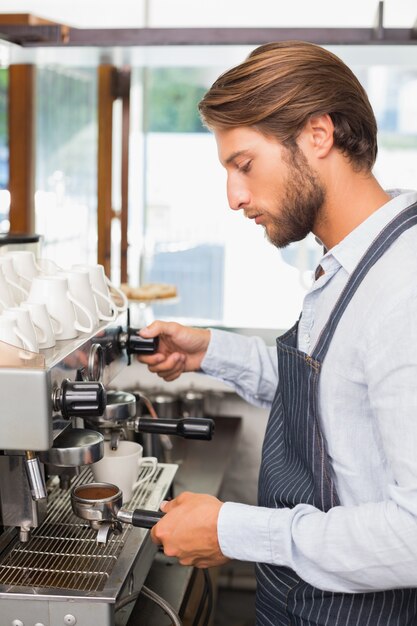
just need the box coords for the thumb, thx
[139,321,163,338]
[160,498,178,512]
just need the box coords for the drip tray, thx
[0,463,177,596]
[0,523,119,592]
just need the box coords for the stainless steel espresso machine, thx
[0,312,214,626]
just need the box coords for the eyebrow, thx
[225,149,251,165]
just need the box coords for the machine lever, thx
[54,379,107,418]
[125,328,159,355]
[136,417,215,440]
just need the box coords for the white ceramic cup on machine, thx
[60,268,100,330]
[72,264,127,319]
[0,270,15,310]
[0,313,36,351]
[2,307,40,352]
[91,441,158,503]
[0,256,29,304]
[7,250,43,289]
[20,302,60,349]
[27,275,94,340]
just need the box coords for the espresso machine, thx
[0,312,214,626]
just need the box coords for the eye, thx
[238,160,252,173]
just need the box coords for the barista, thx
[137,41,417,625]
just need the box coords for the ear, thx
[299,114,335,159]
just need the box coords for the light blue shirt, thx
[202,190,417,593]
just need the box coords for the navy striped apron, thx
[256,201,417,625]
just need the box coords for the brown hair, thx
[198,41,377,171]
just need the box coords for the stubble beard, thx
[265,144,326,249]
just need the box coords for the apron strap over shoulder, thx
[313,201,417,363]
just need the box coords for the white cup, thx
[0,313,35,351]
[72,264,127,319]
[0,256,29,304]
[0,269,15,310]
[27,275,94,340]
[36,257,62,276]
[60,269,99,330]
[20,302,58,349]
[91,440,158,503]
[3,307,40,352]
[8,250,42,289]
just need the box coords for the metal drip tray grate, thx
[0,464,167,593]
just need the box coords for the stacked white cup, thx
[72,263,127,320]
[0,268,15,310]
[27,275,94,341]
[2,307,41,352]
[0,256,29,304]
[21,302,61,349]
[0,251,124,352]
[0,310,38,352]
[7,250,43,288]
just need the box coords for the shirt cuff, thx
[217,501,276,562]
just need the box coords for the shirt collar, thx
[320,189,417,276]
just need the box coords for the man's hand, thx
[137,321,211,382]
[150,492,230,568]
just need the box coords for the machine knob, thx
[119,327,159,355]
[54,379,107,418]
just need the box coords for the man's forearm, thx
[218,499,417,592]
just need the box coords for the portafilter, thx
[71,482,164,543]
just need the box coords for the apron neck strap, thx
[312,200,417,362]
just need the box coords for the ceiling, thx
[0,0,415,29]
[0,0,416,69]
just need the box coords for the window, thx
[3,44,417,331]
[35,66,98,268]
[138,47,417,329]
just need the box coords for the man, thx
[138,41,417,624]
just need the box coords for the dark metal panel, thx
[0,25,417,47]
[0,24,67,45]
[65,26,417,47]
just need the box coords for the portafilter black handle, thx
[117,508,165,528]
[120,327,159,355]
[136,417,215,440]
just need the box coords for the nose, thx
[227,175,251,211]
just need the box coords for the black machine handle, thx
[123,327,159,355]
[136,417,215,440]
[55,379,107,418]
[131,509,165,529]
[117,507,165,528]
[118,326,159,365]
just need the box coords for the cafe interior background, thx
[0,1,417,624]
